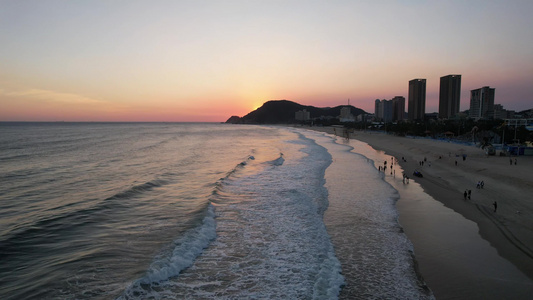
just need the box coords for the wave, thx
[105,179,168,201]
[211,155,256,197]
[118,204,217,299]
[118,154,257,298]
[0,178,169,248]
[266,152,284,166]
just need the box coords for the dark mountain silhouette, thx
[226,100,367,124]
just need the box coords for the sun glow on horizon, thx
[1,1,532,122]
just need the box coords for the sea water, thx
[0,123,431,299]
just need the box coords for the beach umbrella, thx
[444,131,455,137]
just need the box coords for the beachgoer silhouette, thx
[464,190,467,200]
[468,190,471,199]
[493,201,498,212]
[515,158,517,165]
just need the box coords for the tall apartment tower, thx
[439,75,461,119]
[469,86,495,120]
[375,99,382,121]
[408,79,426,121]
[391,96,405,121]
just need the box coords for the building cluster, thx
[375,74,517,122]
[374,96,405,122]
[293,74,520,124]
[295,109,311,121]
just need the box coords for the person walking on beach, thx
[515,158,517,165]
[468,190,471,199]
[464,190,467,200]
[493,201,498,212]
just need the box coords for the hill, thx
[226,100,367,124]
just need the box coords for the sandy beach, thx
[304,126,533,298]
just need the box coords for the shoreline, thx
[299,126,533,298]
[350,130,533,279]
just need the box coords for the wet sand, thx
[303,126,533,299]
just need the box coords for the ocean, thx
[0,123,432,299]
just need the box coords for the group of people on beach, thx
[378,158,397,177]
[421,151,500,214]
[384,152,501,214]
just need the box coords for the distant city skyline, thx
[1,1,533,122]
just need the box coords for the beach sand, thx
[303,126,533,299]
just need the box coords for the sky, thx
[1,0,532,122]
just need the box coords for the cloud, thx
[1,88,109,106]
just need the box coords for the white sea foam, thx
[118,204,217,299]
[124,127,345,299]
[304,130,434,299]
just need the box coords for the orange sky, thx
[1,1,532,122]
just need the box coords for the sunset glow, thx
[1,1,532,122]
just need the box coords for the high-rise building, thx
[375,97,405,122]
[391,96,405,121]
[408,79,426,121]
[375,99,382,121]
[439,75,461,119]
[469,86,495,120]
[382,100,393,122]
